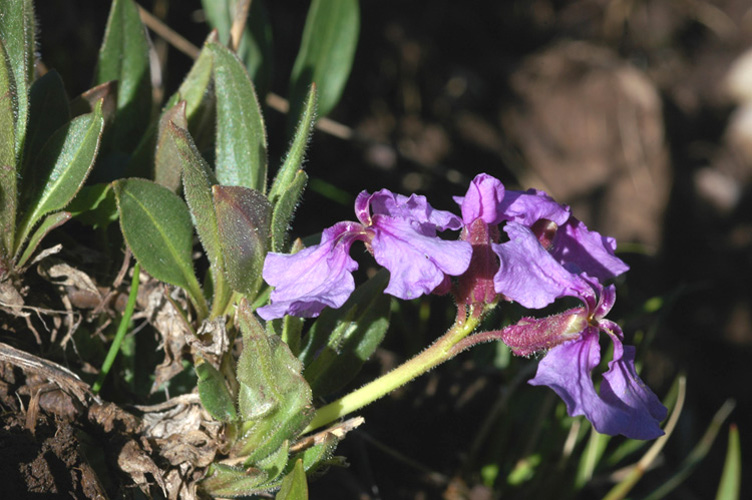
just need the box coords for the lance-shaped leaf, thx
[14,103,105,259]
[154,101,189,191]
[66,183,118,229]
[22,70,71,177]
[126,32,217,180]
[201,0,273,99]
[288,0,358,122]
[276,459,307,500]
[95,0,152,153]
[213,185,271,300]
[113,177,208,318]
[15,211,70,270]
[197,360,238,422]
[0,0,35,158]
[209,41,267,191]
[0,40,17,265]
[301,269,391,397]
[269,85,317,252]
[234,300,312,462]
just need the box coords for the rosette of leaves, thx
[0,0,105,282]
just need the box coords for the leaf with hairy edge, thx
[233,300,312,463]
[154,101,189,191]
[200,463,269,498]
[15,212,71,270]
[200,0,273,98]
[95,0,152,153]
[0,0,35,158]
[22,70,71,177]
[302,269,391,397]
[276,459,308,500]
[66,184,118,229]
[269,84,317,204]
[14,103,105,260]
[0,40,17,266]
[213,185,271,299]
[126,32,217,180]
[209,41,267,191]
[113,178,208,319]
[270,170,308,254]
[168,121,231,317]
[289,0,358,122]
[197,360,238,422]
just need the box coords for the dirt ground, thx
[2,1,751,498]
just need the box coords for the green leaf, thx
[15,211,70,269]
[154,101,189,191]
[269,84,317,204]
[113,177,208,318]
[208,41,267,191]
[233,300,312,462]
[276,459,308,500]
[200,463,270,498]
[0,0,35,158]
[167,122,232,316]
[22,70,71,177]
[95,0,152,153]
[213,185,271,299]
[289,0,358,121]
[197,360,238,422]
[301,270,391,397]
[66,183,118,229]
[715,424,741,500]
[575,427,610,489]
[255,440,290,482]
[0,40,17,266]
[270,170,308,253]
[14,103,105,259]
[201,0,273,98]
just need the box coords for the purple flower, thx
[490,188,629,309]
[257,189,472,320]
[501,284,667,440]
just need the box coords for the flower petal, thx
[550,218,629,281]
[499,189,571,226]
[370,216,472,299]
[358,189,463,231]
[257,222,362,319]
[493,222,592,308]
[529,330,666,440]
[452,173,506,225]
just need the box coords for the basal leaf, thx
[302,269,391,397]
[209,41,267,191]
[66,183,118,229]
[95,0,152,153]
[69,80,118,123]
[154,101,189,191]
[15,211,70,270]
[14,103,105,259]
[0,39,17,265]
[213,185,271,299]
[22,70,71,177]
[234,300,312,462]
[289,0,358,121]
[197,360,238,422]
[0,0,35,158]
[113,177,208,318]
[276,459,307,500]
[715,424,741,500]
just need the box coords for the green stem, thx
[304,310,482,433]
[92,262,141,394]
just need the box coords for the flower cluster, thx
[258,173,666,439]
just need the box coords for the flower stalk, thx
[304,308,482,433]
